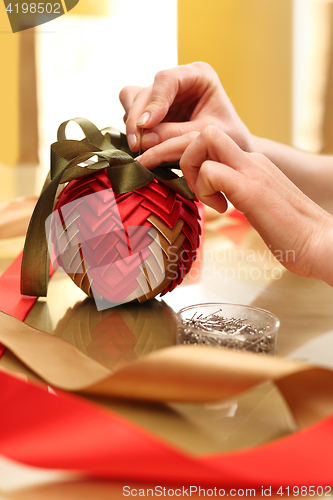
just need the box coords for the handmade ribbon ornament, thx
[21,118,201,305]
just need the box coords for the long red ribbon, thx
[1,253,333,488]
[1,367,333,488]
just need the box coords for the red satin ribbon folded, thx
[0,253,37,359]
[0,253,55,359]
[1,253,333,488]
[0,253,38,320]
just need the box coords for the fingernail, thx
[128,134,137,150]
[137,112,150,127]
[136,155,142,163]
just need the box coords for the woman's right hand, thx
[119,62,254,153]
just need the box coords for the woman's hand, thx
[136,126,333,285]
[119,62,253,153]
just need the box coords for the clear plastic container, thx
[176,303,280,355]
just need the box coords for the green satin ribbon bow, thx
[21,118,194,297]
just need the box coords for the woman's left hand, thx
[136,126,333,285]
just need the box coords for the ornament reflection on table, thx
[21,118,201,310]
[53,298,177,371]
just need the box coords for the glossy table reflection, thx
[1,174,333,498]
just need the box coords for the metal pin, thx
[179,309,275,354]
[139,128,143,156]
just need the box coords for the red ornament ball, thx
[50,170,201,305]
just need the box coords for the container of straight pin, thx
[176,303,280,355]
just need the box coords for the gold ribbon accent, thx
[21,118,194,297]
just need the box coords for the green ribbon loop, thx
[21,118,194,297]
[57,117,115,151]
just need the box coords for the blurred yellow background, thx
[178,0,333,152]
[0,3,20,165]
[178,0,293,145]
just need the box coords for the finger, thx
[119,86,152,151]
[119,86,143,113]
[136,132,200,170]
[198,192,228,214]
[180,126,247,190]
[195,160,240,212]
[182,125,247,171]
[141,119,208,150]
[136,62,212,128]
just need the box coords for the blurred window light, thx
[36,0,177,178]
[293,0,333,152]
